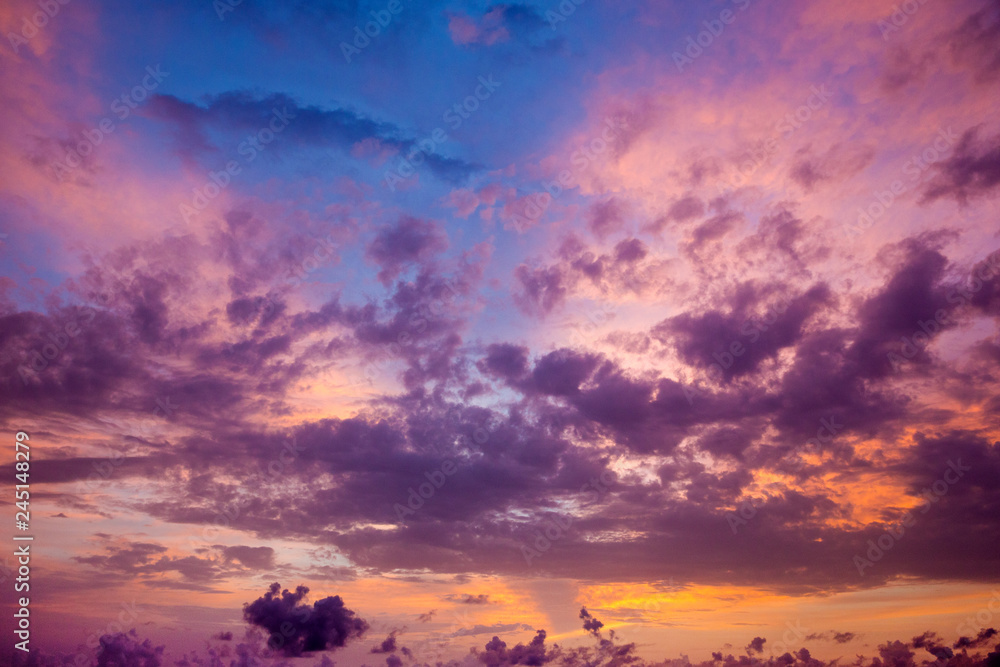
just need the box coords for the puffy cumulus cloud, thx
[514,264,568,316]
[480,343,530,380]
[0,208,478,431]
[242,582,369,656]
[921,128,1000,204]
[912,631,955,661]
[653,281,833,383]
[96,630,165,667]
[511,233,672,318]
[366,216,449,286]
[371,630,402,653]
[477,629,556,665]
[587,197,629,238]
[747,637,767,655]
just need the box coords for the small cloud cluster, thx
[242,582,369,657]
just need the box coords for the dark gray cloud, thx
[242,583,369,657]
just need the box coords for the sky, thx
[0,0,999,665]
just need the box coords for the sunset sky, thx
[1,0,999,665]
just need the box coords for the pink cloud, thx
[446,8,510,46]
[443,188,480,218]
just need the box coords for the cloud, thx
[587,197,628,238]
[945,3,1000,85]
[954,628,998,649]
[445,3,559,52]
[514,264,567,316]
[366,216,449,286]
[371,630,400,653]
[477,629,556,665]
[449,622,535,638]
[913,631,955,661]
[145,90,477,183]
[805,631,858,644]
[788,142,875,192]
[580,607,604,637]
[921,127,1000,204]
[242,583,369,657]
[667,195,706,224]
[447,593,491,605]
[447,8,510,46]
[654,281,832,383]
[221,545,275,570]
[747,637,767,655]
[96,630,165,667]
